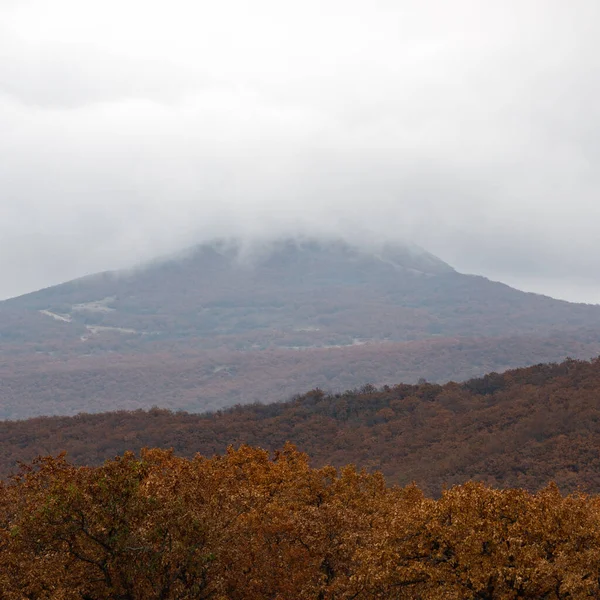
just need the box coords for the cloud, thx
[1,0,600,302]
[0,37,209,108]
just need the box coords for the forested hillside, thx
[5,238,600,353]
[2,330,600,419]
[3,238,600,419]
[3,357,600,496]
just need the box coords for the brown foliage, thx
[2,446,600,599]
[3,358,600,496]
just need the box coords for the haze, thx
[1,1,600,302]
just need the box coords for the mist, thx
[1,1,600,302]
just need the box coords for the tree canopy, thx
[3,445,600,599]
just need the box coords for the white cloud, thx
[1,0,600,301]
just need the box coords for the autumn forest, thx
[3,444,600,599]
[2,358,600,597]
[3,357,600,495]
[4,0,600,591]
[4,244,600,597]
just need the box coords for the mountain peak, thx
[168,236,455,278]
[3,235,600,419]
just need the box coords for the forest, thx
[3,444,600,599]
[2,330,600,419]
[3,357,600,496]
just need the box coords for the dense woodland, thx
[3,445,600,599]
[2,332,600,419]
[3,357,600,496]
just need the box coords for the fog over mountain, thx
[1,1,600,302]
[3,236,600,419]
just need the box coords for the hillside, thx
[2,237,600,418]
[4,237,600,351]
[2,330,600,419]
[3,357,600,496]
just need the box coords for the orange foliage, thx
[4,358,600,497]
[2,446,600,598]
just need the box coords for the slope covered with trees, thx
[2,330,599,419]
[3,237,600,419]
[5,238,600,352]
[2,357,600,496]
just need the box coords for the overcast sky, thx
[1,1,600,303]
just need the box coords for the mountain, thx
[2,236,600,418]
[4,237,600,348]
[3,357,600,497]
[1,238,458,349]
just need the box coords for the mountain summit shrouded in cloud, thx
[3,236,597,348]
[2,237,600,419]
[1,1,600,302]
